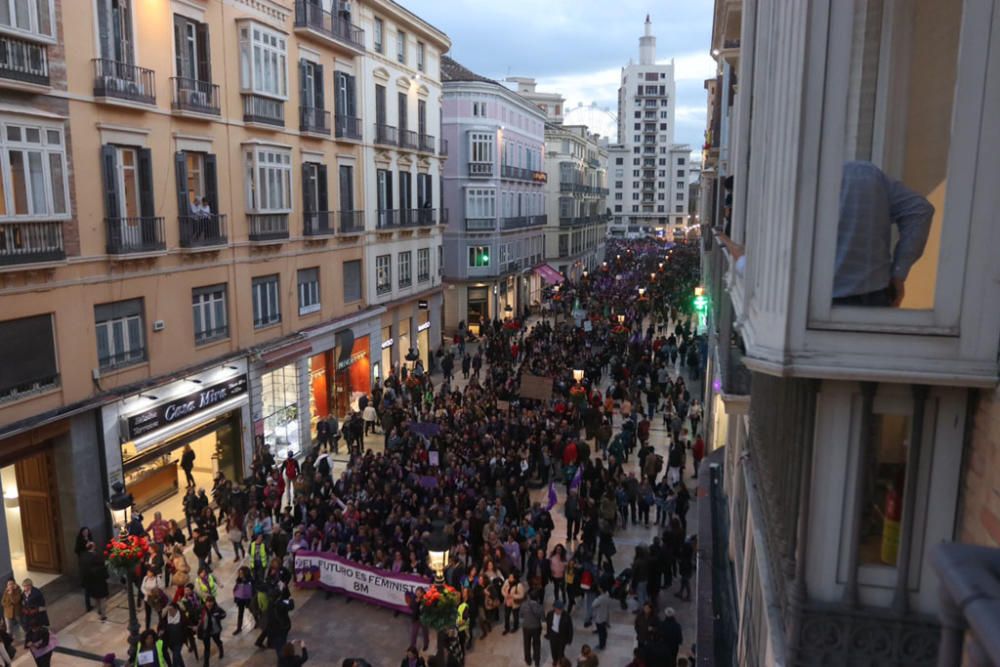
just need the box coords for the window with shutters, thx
[173,14,212,102]
[373,17,384,53]
[252,274,281,328]
[0,119,70,220]
[398,91,408,131]
[299,59,324,111]
[192,284,228,344]
[0,314,58,402]
[238,22,287,98]
[416,173,432,210]
[301,161,329,234]
[417,248,430,282]
[417,41,425,72]
[95,298,146,369]
[396,30,406,64]
[343,259,362,302]
[297,267,320,315]
[398,170,411,213]
[338,165,354,212]
[376,254,391,294]
[334,71,359,137]
[174,151,218,215]
[101,145,153,219]
[398,251,412,287]
[245,147,291,212]
[96,0,133,64]
[1,0,55,38]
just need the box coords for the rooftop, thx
[440,56,500,85]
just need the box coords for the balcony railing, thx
[93,59,156,105]
[242,93,284,126]
[170,77,220,115]
[338,210,365,234]
[0,221,64,265]
[440,139,449,157]
[293,0,365,50]
[501,164,531,181]
[300,106,331,135]
[376,209,401,229]
[0,34,49,86]
[335,115,362,140]
[414,208,437,227]
[419,134,435,153]
[465,218,495,231]
[469,161,493,177]
[502,214,547,230]
[248,213,289,241]
[303,211,335,236]
[399,129,419,150]
[179,214,227,248]
[105,216,165,254]
[374,123,398,146]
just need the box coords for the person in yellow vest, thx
[456,588,471,652]
[134,629,168,666]
[249,532,268,580]
[195,567,219,601]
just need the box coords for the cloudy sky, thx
[402,0,715,153]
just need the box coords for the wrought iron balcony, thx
[335,115,362,140]
[248,213,289,241]
[93,59,156,105]
[399,129,419,150]
[414,208,437,227]
[375,209,401,229]
[469,161,493,178]
[179,214,227,248]
[105,216,165,254]
[502,214,547,230]
[419,133,435,153]
[303,211,335,236]
[0,34,49,86]
[242,93,284,126]
[171,77,220,115]
[465,218,495,231]
[293,0,365,50]
[0,221,64,265]
[338,210,365,234]
[501,164,531,181]
[374,123,398,146]
[300,106,331,135]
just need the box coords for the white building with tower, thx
[609,15,691,237]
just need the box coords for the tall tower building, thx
[609,16,691,237]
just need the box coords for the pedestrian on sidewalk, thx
[591,586,611,651]
[159,604,188,667]
[20,579,48,630]
[279,640,309,667]
[233,566,253,635]
[405,587,429,652]
[74,527,95,612]
[196,595,226,666]
[134,628,167,666]
[519,590,544,667]
[545,598,574,664]
[2,580,21,641]
[25,624,55,667]
[363,402,378,435]
[181,445,197,488]
[576,643,599,667]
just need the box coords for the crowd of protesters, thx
[72,238,703,667]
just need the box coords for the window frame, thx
[0,0,56,40]
[373,17,383,53]
[396,30,406,64]
[0,118,71,221]
[251,274,281,329]
[375,254,392,295]
[95,298,146,370]
[238,21,287,99]
[192,283,228,344]
[343,259,362,303]
[468,245,491,268]
[244,146,292,213]
[297,267,320,315]
[417,247,430,282]
[398,250,412,288]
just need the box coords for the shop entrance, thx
[1,450,60,587]
[122,412,243,522]
[467,287,488,335]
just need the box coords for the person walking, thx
[658,607,683,667]
[181,445,197,488]
[501,573,526,635]
[80,544,109,621]
[278,640,309,667]
[2,580,21,641]
[74,527,94,612]
[405,587,429,652]
[545,598,574,664]
[20,579,48,630]
[399,646,426,667]
[196,595,225,666]
[576,644,599,667]
[519,591,544,667]
[591,586,611,651]
[25,625,55,667]
[159,604,189,667]
[134,628,168,666]
[232,566,253,635]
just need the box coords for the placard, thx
[519,374,554,401]
[294,551,430,613]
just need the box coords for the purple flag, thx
[570,465,583,490]
[546,481,558,511]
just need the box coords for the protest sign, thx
[294,551,430,613]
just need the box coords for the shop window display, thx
[262,364,300,460]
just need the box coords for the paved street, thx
[23,322,700,666]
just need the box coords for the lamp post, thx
[405,347,420,370]
[573,368,584,384]
[107,482,140,658]
[426,522,450,585]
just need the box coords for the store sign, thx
[417,321,431,333]
[336,350,367,371]
[417,300,428,310]
[123,375,248,442]
[381,338,394,349]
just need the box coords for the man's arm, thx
[887,177,935,288]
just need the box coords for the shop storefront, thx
[398,317,412,368]
[103,366,251,524]
[417,312,431,370]
[308,335,372,423]
[467,286,489,334]
[380,325,393,381]
[261,364,301,461]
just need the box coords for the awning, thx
[535,264,565,284]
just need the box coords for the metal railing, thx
[0,34,49,86]
[502,214,547,230]
[419,133,435,153]
[179,214,227,248]
[501,164,531,181]
[99,348,146,370]
[243,93,284,126]
[171,77,220,115]
[469,161,493,177]
[300,106,331,134]
[374,123,398,146]
[399,129,418,150]
[93,59,156,104]
[105,216,165,254]
[376,209,401,229]
[0,221,64,265]
[293,0,365,49]
[338,210,365,234]
[303,211,335,236]
[465,218,495,231]
[414,208,436,226]
[248,213,289,241]
[440,139,449,157]
[335,115,362,140]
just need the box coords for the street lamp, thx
[107,482,140,659]
[638,287,646,298]
[573,368,584,383]
[426,522,450,584]
[617,314,625,325]
[405,347,420,370]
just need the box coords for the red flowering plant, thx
[105,534,151,579]
[502,319,521,331]
[419,583,461,631]
[611,324,629,336]
[568,384,588,406]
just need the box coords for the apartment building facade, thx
[440,57,546,333]
[609,16,691,237]
[0,0,449,591]
[697,1,1000,666]
[356,1,448,375]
